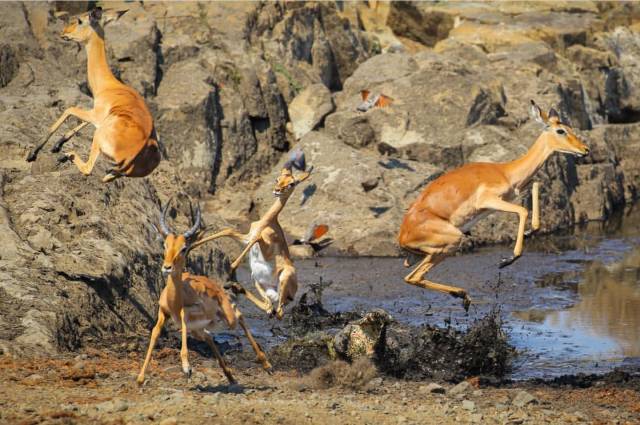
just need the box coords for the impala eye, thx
[556,128,566,135]
[77,18,82,25]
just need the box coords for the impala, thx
[398,100,589,310]
[26,7,160,183]
[137,200,272,386]
[190,150,313,319]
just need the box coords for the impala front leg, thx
[235,309,272,372]
[27,107,94,162]
[189,228,247,251]
[481,197,528,268]
[525,182,540,237]
[230,237,260,271]
[137,308,166,385]
[179,308,191,379]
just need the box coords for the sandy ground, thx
[1,346,639,425]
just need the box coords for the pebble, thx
[420,383,446,394]
[472,389,483,397]
[470,413,483,423]
[462,400,475,411]
[114,400,129,412]
[511,390,537,407]
[449,381,472,396]
[23,374,44,385]
[159,417,178,425]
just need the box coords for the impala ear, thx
[89,7,103,24]
[530,100,548,127]
[548,108,560,123]
[103,9,128,25]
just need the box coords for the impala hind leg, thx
[235,309,272,372]
[275,268,297,319]
[194,330,237,384]
[404,254,472,311]
[137,308,166,385]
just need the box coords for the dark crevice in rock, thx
[608,107,640,124]
[152,27,164,97]
[206,86,224,194]
[0,44,18,88]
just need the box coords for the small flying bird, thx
[292,223,332,253]
[356,90,393,112]
[289,148,306,171]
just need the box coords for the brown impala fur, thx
[398,101,590,310]
[26,7,160,183]
[137,202,272,386]
[191,154,313,319]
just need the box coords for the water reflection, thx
[515,245,640,359]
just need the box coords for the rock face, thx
[1,1,640,354]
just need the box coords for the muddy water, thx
[236,208,640,380]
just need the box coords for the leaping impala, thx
[398,100,590,310]
[190,150,313,319]
[26,7,161,183]
[137,200,272,386]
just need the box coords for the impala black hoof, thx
[462,296,471,312]
[499,255,520,269]
[51,137,69,153]
[57,154,72,164]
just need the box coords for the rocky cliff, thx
[1,1,639,354]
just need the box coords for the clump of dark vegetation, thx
[376,306,514,382]
[270,331,335,373]
[304,358,378,391]
[274,278,515,382]
[286,279,360,336]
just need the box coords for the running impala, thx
[137,200,272,386]
[26,7,160,182]
[398,100,589,310]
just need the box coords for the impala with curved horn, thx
[398,100,590,310]
[137,199,272,386]
[26,7,160,183]
[190,149,313,319]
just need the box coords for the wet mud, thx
[270,284,514,382]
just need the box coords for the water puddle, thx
[236,207,640,380]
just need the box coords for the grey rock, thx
[288,83,335,140]
[449,381,472,396]
[511,390,538,407]
[420,383,446,394]
[462,400,475,411]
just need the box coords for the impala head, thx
[60,7,127,43]
[273,149,313,198]
[530,100,590,158]
[155,199,202,277]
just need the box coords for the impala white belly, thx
[249,243,279,303]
